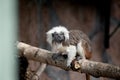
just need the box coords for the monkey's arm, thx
[17,42,120,79]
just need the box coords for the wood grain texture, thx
[17,42,120,79]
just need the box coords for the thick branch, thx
[17,42,120,79]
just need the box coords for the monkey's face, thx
[52,32,65,43]
[46,26,69,45]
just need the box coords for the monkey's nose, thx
[57,36,62,40]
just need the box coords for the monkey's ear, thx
[46,29,54,45]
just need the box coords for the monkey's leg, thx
[77,42,86,59]
[77,42,91,80]
[66,45,76,67]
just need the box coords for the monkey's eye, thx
[52,33,55,37]
[52,32,57,37]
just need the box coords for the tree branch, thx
[17,42,120,79]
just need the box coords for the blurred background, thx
[0,0,18,80]
[0,0,120,80]
[19,0,120,80]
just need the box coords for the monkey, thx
[46,26,92,65]
[46,26,92,80]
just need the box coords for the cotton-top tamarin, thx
[46,26,92,80]
[46,26,92,67]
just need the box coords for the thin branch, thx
[109,23,120,38]
[17,42,120,79]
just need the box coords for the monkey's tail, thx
[86,74,90,80]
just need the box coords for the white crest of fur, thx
[46,25,69,45]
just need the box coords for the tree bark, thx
[17,42,120,79]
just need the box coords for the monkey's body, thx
[46,26,92,66]
[46,26,92,80]
[51,30,92,65]
[69,30,92,59]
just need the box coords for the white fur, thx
[51,43,63,53]
[66,41,86,67]
[77,41,86,59]
[66,45,76,67]
[46,25,69,46]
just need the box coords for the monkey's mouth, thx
[53,35,65,43]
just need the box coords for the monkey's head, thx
[46,26,69,45]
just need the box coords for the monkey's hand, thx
[52,53,68,61]
[52,53,62,60]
